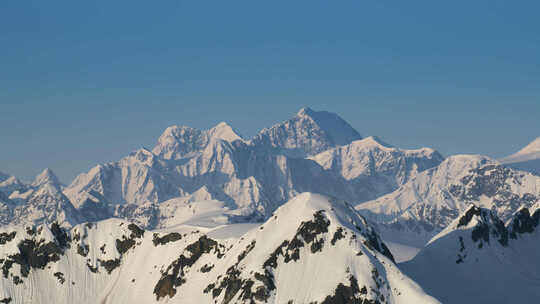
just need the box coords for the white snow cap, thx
[32,168,61,188]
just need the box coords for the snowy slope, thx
[0,169,82,228]
[400,204,540,303]
[357,155,540,246]
[0,173,27,198]
[500,136,540,175]
[308,136,443,202]
[60,108,442,228]
[0,193,439,304]
[251,107,363,157]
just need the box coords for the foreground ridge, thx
[0,193,439,304]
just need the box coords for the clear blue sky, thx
[1,0,539,183]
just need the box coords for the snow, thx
[500,136,540,175]
[0,192,440,304]
[400,205,540,303]
[357,154,540,247]
[384,241,421,263]
[56,107,442,228]
[31,168,62,188]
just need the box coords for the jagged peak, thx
[429,204,508,247]
[255,108,362,155]
[127,148,156,164]
[0,175,23,186]
[296,106,315,117]
[508,204,540,238]
[158,125,201,141]
[207,121,243,142]
[32,168,61,188]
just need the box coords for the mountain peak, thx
[207,121,243,142]
[517,136,540,155]
[253,108,362,156]
[429,204,507,247]
[500,136,540,167]
[32,168,61,188]
[296,106,315,117]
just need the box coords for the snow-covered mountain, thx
[251,107,363,157]
[500,136,540,175]
[357,155,540,246]
[59,108,442,228]
[400,204,540,303]
[308,136,442,202]
[0,173,27,198]
[0,169,82,228]
[0,193,439,304]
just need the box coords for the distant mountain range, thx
[357,154,540,246]
[0,107,443,229]
[1,108,538,303]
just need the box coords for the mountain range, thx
[0,193,440,304]
[1,107,539,303]
[1,107,443,229]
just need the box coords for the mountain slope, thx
[400,204,540,303]
[0,193,439,304]
[500,136,540,175]
[61,108,442,228]
[251,107,363,157]
[357,155,540,246]
[308,136,443,202]
[0,169,82,228]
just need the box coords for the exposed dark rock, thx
[115,238,136,255]
[263,211,330,268]
[0,297,12,304]
[331,227,345,245]
[321,275,377,304]
[211,242,274,304]
[10,238,64,278]
[456,253,465,264]
[99,259,120,274]
[471,222,490,244]
[50,222,69,249]
[153,235,224,300]
[200,263,214,273]
[127,223,145,239]
[203,283,215,294]
[458,236,465,252]
[87,262,98,273]
[12,276,22,285]
[237,241,256,263]
[53,271,65,284]
[25,227,35,236]
[510,208,540,239]
[0,232,16,245]
[152,232,182,246]
[362,230,395,263]
[457,206,482,228]
[77,244,89,257]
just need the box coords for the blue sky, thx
[1,0,539,182]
